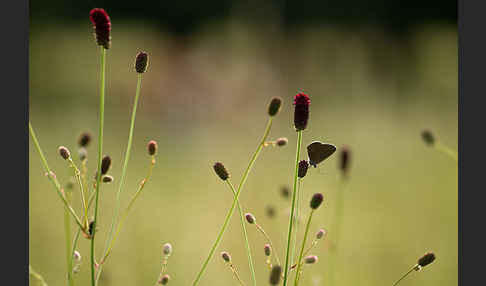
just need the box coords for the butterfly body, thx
[307,141,337,167]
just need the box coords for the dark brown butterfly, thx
[307,141,337,167]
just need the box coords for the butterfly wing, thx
[307,141,337,166]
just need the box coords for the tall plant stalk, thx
[328,178,346,286]
[391,265,417,286]
[226,180,257,286]
[293,210,314,285]
[91,46,107,286]
[64,191,73,286]
[283,130,303,286]
[191,117,273,286]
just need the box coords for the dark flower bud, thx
[293,92,310,131]
[266,205,276,218]
[421,129,435,146]
[221,251,231,263]
[304,255,318,264]
[135,51,149,73]
[89,8,111,49]
[264,244,271,256]
[163,243,173,256]
[101,155,111,175]
[268,97,283,116]
[102,175,114,183]
[298,160,309,178]
[58,146,71,160]
[148,140,158,156]
[245,213,256,224]
[316,228,326,239]
[78,132,92,147]
[276,137,288,147]
[339,146,351,177]
[213,162,230,181]
[78,147,88,161]
[280,185,290,198]
[417,252,436,269]
[159,274,170,285]
[88,219,96,236]
[269,265,282,285]
[310,193,324,209]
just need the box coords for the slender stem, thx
[230,264,246,286]
[29,265,48,286]
[293,210,314,286]
[64,190,73,286]
[102,73,143,265]
[226,180,257,286]
[435,142,458,161]
[283,130,303,286]
[70,227,82,277]
[391,265,418,286]
[100,156,155,264]
[191,117,273,286]
[329,178,346,286]
[91,46,106,286]
[29,122,86,232]
[291,178,302,266]
[68,158,89,228]
[255,223,281,266]
[154,256,170,286]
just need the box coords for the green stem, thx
[283,130,303,286]
[293,210,314,286]
[291,178,302,266]
[103,73,143,260]
[191,117,273,286]
[391,265,418,286]
[435,142,458,161]
[91,46,106,286]
[329,178,346,286]
[255,223,281,266]
[64,191,73,286]
[29,122,86,232]
[226,180,257,286]
[68,158,89,229]
[29,265,48,286]
[70,228,82,278]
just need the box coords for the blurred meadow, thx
[29,5,457,286]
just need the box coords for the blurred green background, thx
[29,1,457,285]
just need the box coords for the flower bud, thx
[213,162,230,181]
[135,51,149,73]
[58,146,71,160]
[339,146,351,177]
[158,274,170,285]
[73,250,81,262]
[102,175,114,183]
[264,244,271,256]
[293,92,310,131]
[101,155,111,175]
[163,243,172,256]
[78,147,88,161]
[316,228,326,239]
[310,193,324,209]
[417,252,436,269]
[245,213,256,224]
[221,251,231,263]
[304,255,318,264]
[276,137,288,147]
[298,160,309,178]
[268,97,282,116]
[421,129,435,146]
[78,132,92,147]
[89,8,111,49]
[148,140,158,156]
[269,265,282,285]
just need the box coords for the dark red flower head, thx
[340,146,351,177]
[293,92,310,131]
[89,8,111,49]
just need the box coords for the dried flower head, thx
[421,129,435,146]
[213,162,230,181]
[293,92,310,131]
[316,228,326,239]
[298,160,309,178]
[78,132,92,147]
[304,255,318,264]
[310,193,324,209]
[280,185,290,198]
[276,137,288,147]
[102,175,114,183]
[163,243,173,256]
[221,251,231,263]
[135,51,149,73]
[159,274,170,285]
[264,244,272,256]
[148,140,158,156]
[268,97,283,116]
[269,265,282,285]
[101,155,111,175]
[78,147,88,161]
[89,8,111,49]
[339,146,351,177]
[245,213,256,224]
[417,252,436,269]
[58,146,71,160]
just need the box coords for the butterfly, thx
[307,141,337,167]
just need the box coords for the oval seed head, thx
[293,92,310,131]
[101,155,111,175]
[339,146,351,177]
[162,243,172,256]
[78,132,92,147]
[89,8,111,49]
[221,251,231,263]
[316,228,326,239]
[269,265,282,285]
[102,175,114,183]
[421,129,435,146]
[213,162,230,181]
[147,140,158,156]
[268,97,283,116]
[304,255,318,264]
[276,137,288,147]
[58,146,71,160]
[78,147,88,161]
[159,274,170,285]
[135,51,149,73]
[310,193,324,209]
[73,250,81,262]
[298,160,309,178]
[264,244,271,257]
[245,213,256,224]
[417,252,436,268]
